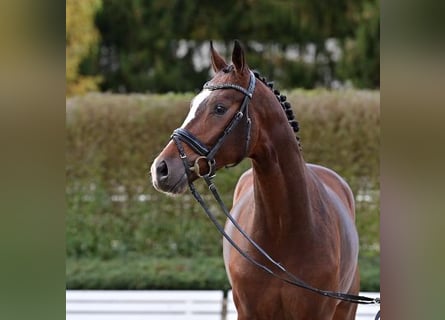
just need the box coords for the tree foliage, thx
[337,1,380,88]
[67,0,380,94]
[66,0,102,95]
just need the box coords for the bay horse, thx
[151,41,360,319]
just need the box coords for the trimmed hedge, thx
[66,255,380,292]
[66,257,230,290]
[66,90,379,290]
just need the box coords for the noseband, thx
[171,70,256,177]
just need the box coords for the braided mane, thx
[252,70,302,150]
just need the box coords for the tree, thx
[337,1,380,88]
[66,0,102,95]
[95,0,208,93]
[66,0,380,93]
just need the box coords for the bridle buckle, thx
[191,156,216,178]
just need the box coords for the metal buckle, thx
[191,156,216,178]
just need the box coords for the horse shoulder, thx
[224,168,254,286]
[307,163,359,293]
[233,168,254,204]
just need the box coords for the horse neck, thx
[250,98,315,243]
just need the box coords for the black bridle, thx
[170,70,381,318]
[171,70,256,178]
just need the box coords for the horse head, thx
[151,40,297,195]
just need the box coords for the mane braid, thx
[252,70,302,151]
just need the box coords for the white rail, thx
[66,290,380,320]
[67,290,223,320]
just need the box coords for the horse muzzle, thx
[150,155,188,195]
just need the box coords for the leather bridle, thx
[171,70,256,177]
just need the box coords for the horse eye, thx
[214,104,227,115]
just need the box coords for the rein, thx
[170,70,381,318]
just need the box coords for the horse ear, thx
[232,40,246,73]
[210,41,228,73]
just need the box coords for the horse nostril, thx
[156,160,169,180]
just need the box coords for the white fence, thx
[67,290,380,320]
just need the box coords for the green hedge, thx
[66,90,379,290]
[66,257,230,290]
[66,255,380,292]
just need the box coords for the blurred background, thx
[66,0,379,95]
[66,0,380,292]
